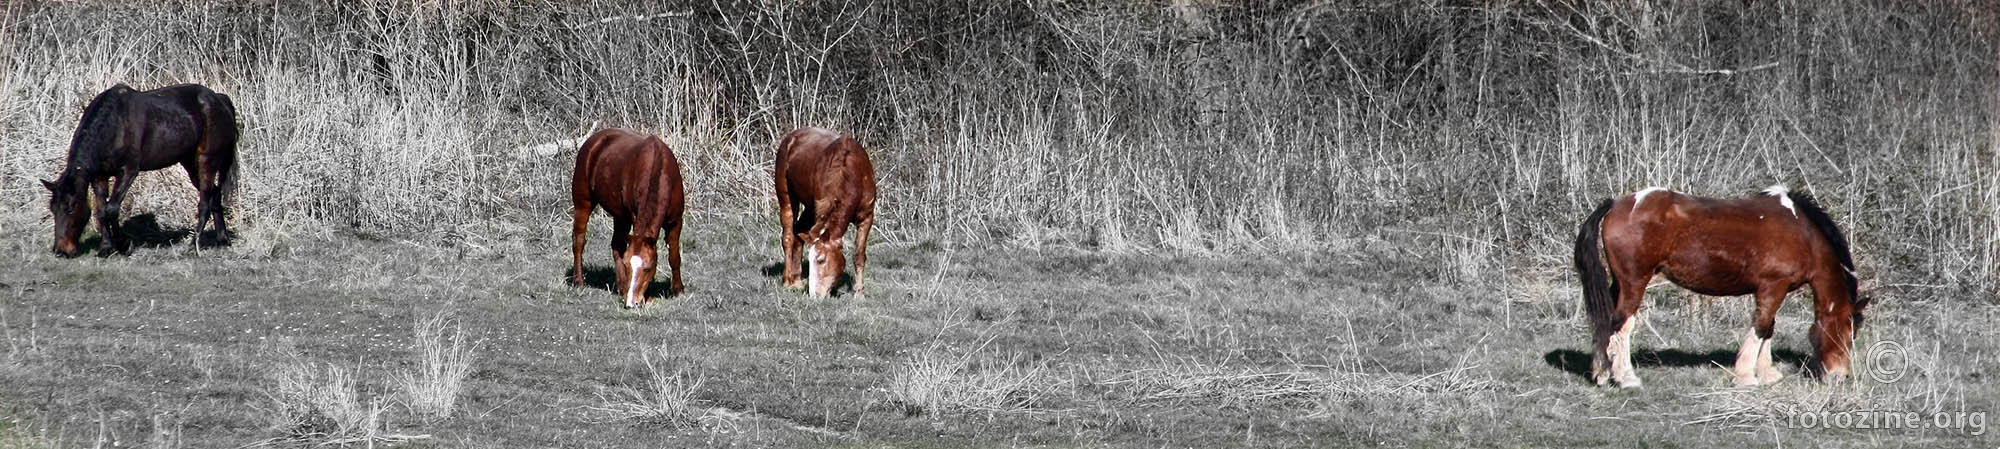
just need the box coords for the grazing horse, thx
[43,83,238,257]
[568,128,685,308]
[1574,186,1865,387]
[774,127,877,297]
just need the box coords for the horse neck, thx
[53,170,89,193]
[823,146,855,191]
[630,171,670,235]
[65,88,130,174]
[1817,260,1860,307]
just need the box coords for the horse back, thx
[1605,189,1836,294]
[574,129,684,231]
[65,84,231,175]
[776,127,874,222]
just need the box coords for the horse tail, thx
[1789,191,1861,310]
[1574,198,1618,334]
[61,84,135,176]
[203,91,242,203]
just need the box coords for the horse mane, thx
[1787,190,1862,308]
[59,84,135,183]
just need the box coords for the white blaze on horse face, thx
[806,245,819,290]
[1631,186,1669,211]
[812,270,834,297]
[626,254,645,308]
[1763,184,1798,217]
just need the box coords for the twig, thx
[1539,1,1782,77]
[569,11,693,31]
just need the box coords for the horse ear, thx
[41,179,56,192]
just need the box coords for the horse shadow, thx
[758,261,855,296]
[1544,347,1812,382]
[564,266,678,299]
[119,214,190,249]
[107,213,230,251]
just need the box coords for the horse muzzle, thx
[52,242,81,258]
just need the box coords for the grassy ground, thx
[1,1,1995,447]
[1,209,1992,448]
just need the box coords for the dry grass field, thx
[2,0,1997,447]
[1,213,1994,448]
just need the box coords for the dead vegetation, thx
[0,0,1996,447]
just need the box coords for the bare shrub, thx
[886,337,1052,416]
[0,1,1992,291]
[576,348,737,431]
[395,310,474,422]
[262,355,428,446]
[266,360,373,441]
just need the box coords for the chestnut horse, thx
[774,127,876,297]
[43,83,238,257]
[568,129,685,308]
[1574,185,1865,387]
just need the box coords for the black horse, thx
[42,84,239,257]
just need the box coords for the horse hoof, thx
[1732,375,1761,387]
[1615,375,1643,388]
[1758,370,1784,385]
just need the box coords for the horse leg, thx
[197,155,231,246]
[852,214,872,295]
[88,179,113,256]
[1734,287,1786,386]
[1591,330,1614,386]
[568,199,593,287]
[665,221,684,295]
[96,173,140,256]
[610,218,631,289]
[107,169,141,253]
[183,160,210,251]
[779,200,803,289]
[1758,327,1782,384]
[1606,282,1646,387]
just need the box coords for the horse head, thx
[807,238,845,298]
[616,235,660,309]
[43,177,88,257]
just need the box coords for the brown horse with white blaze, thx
[774,127,877,297]
[569,129,685,308]
[1574,185,1865,387]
